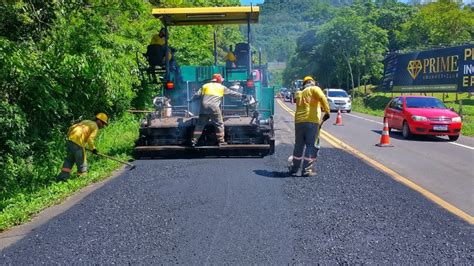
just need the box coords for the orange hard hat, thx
[211,73,223,83]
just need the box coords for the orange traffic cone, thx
[376,117,393,147]
[333,109,343,126]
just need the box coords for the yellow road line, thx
[276,99,474,224]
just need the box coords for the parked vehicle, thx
[384,96,462,141]
[279,87,292,102]
[324,88,352,112]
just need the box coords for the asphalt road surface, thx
[281,100,474,216]
[1,102,473,264]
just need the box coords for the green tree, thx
[374,0,416,51]
[398,0,474,49]
[283,3,388,91]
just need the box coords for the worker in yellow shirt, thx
[150,28,166,46]
[224,45,236,68]
[190,73,244,146]
[145,28,168,70]
[289,76,330,176]
[57,113,108,181]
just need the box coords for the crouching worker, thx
[190,73,243,146]
[289,76,330,177]
[57,113,108,181]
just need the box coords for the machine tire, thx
[402,121,412,139]
[448,135,459,141]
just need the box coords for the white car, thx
[324,88,352,112]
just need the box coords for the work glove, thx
[241,94,249,104]
[92,149,98,155]
[323,113,330,122]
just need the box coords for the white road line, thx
[346,113,474,150]
[449,142,474,150]
[346,113,383,125]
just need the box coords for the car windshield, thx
[405,97,447,109]
[328,91,348,97]
[295,80,303,88]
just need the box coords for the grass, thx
[352,88,474,137]
[0,113,140,231]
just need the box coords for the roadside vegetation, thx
[0,0,242,231]
[0,114,139,230]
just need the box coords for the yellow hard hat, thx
[95,113,108,125]
[303,76,314,83]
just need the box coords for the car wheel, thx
[402,121,412,139]
[347,110,351,113]
[448,135,459,141]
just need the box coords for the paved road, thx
[1,102,473,264]
[281,100,474,216]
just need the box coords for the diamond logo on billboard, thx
[407,60,422,79]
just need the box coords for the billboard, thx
[382,44,474,92]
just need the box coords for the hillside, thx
[252,0,353,63]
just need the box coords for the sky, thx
[240,0,473,5]
[240,0,264,5]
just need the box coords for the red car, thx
[384,96,462,141]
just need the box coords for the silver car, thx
[324,88,352,112]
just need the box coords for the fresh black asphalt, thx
[1,109,473,264]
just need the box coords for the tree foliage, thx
[283,1,388,90]
[277,0,471,90]
[398,0,474,49]
[0,0,243,203]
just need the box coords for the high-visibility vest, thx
[295,86,330,124]
[202,83,225,97]
[67,120,98,149]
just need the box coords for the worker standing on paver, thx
[289,76,330,176]
[190,73,244,146]
[224,45,237,68]
[57,113,108,181]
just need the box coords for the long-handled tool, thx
[315,113,330,155]
[87,149,136,170]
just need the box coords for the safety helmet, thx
[303,76,314,84]
[211,73,224,83]
[158,27,167,37]
[95,113,108,125]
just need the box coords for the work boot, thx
[288,166,298,176]
[289,156,302,176]
[56,172,69,182]
[302,160,316,177]
[302,168,316,177]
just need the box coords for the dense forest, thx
[252,0,473,89]
[0,0,244,218]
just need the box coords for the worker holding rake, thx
[56,113,108,181]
